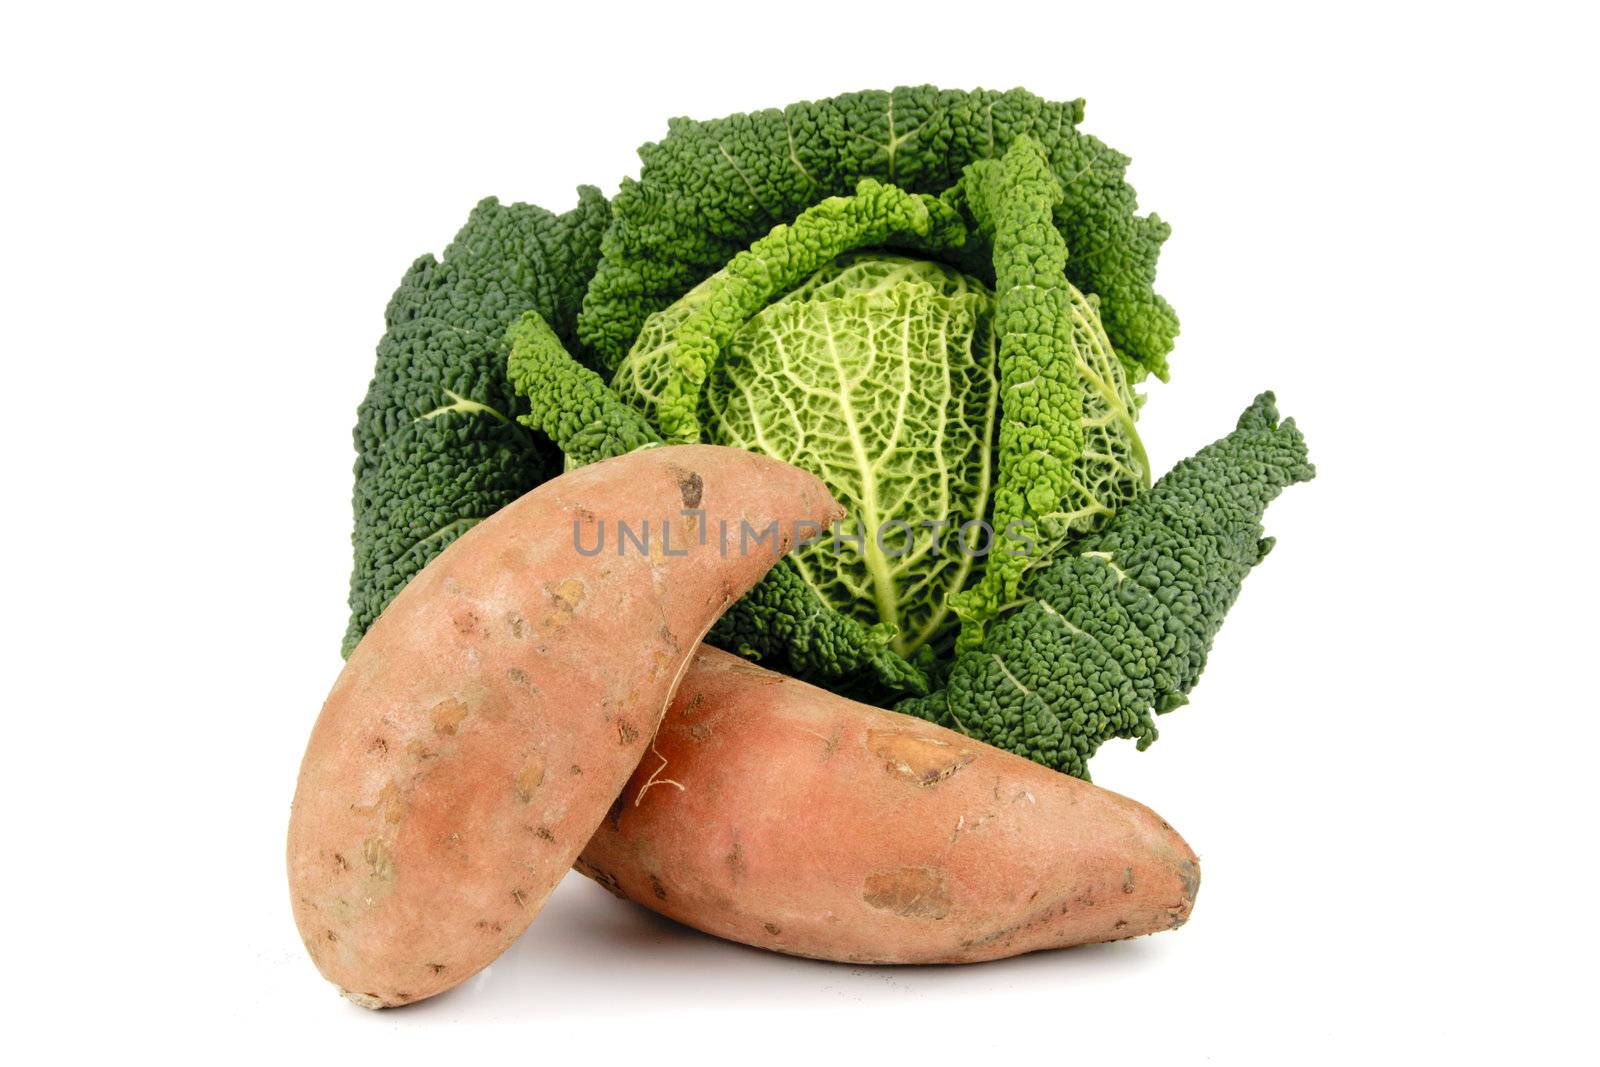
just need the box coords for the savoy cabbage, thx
[596,141,1150,686]
[345,86,1313,776]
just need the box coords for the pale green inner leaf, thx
[708,257,999,659]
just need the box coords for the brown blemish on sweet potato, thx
[551,579,585,611]
[959,924,1016,951]
[515,757,546,802]
[959,892,1077,949]
[368,737,388,756]
[362,838,395,882]
[763,922,782,936]
[863,867,950,919]
[429,698,468,736]
[725,842,746,880]
[654,649,675,679]
[658,624,682,654]
[867,730,975,786]
[676,469,704,509]
[819,727,841,760]
[616,720,640,746]
[536,578,586,636]
[351,780,405,824]
[1123,867,1136,894]
[649,874,668,901]
[573,857,625,899]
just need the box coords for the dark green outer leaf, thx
[898,393,1314,778]
[343,190,609,655]
[578,86,1177,381]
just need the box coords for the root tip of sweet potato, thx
[1167,858,1202,928]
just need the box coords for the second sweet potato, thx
[580,648,1199,963]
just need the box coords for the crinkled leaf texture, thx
[708,257,1000,662]
[611,145,1148,695]
[899,393,1315,779]
[505,310,660,466]
[609,179,979,697]
[579,85,1177,382]
[944,136,1086,649]
[344,190,609,655]
[646,178,963,443]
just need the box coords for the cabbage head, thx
[607,148,1148,679]
[501,96,1168,701]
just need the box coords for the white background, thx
[4,1,1594,1062]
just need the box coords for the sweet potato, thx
[287,446,840,1006]
[579,648,1200,963]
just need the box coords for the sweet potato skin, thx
[579,648,1200,964]
[288,446,840,1006]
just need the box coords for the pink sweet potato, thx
[287,446,840,1006]
[579,647,1200,964]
